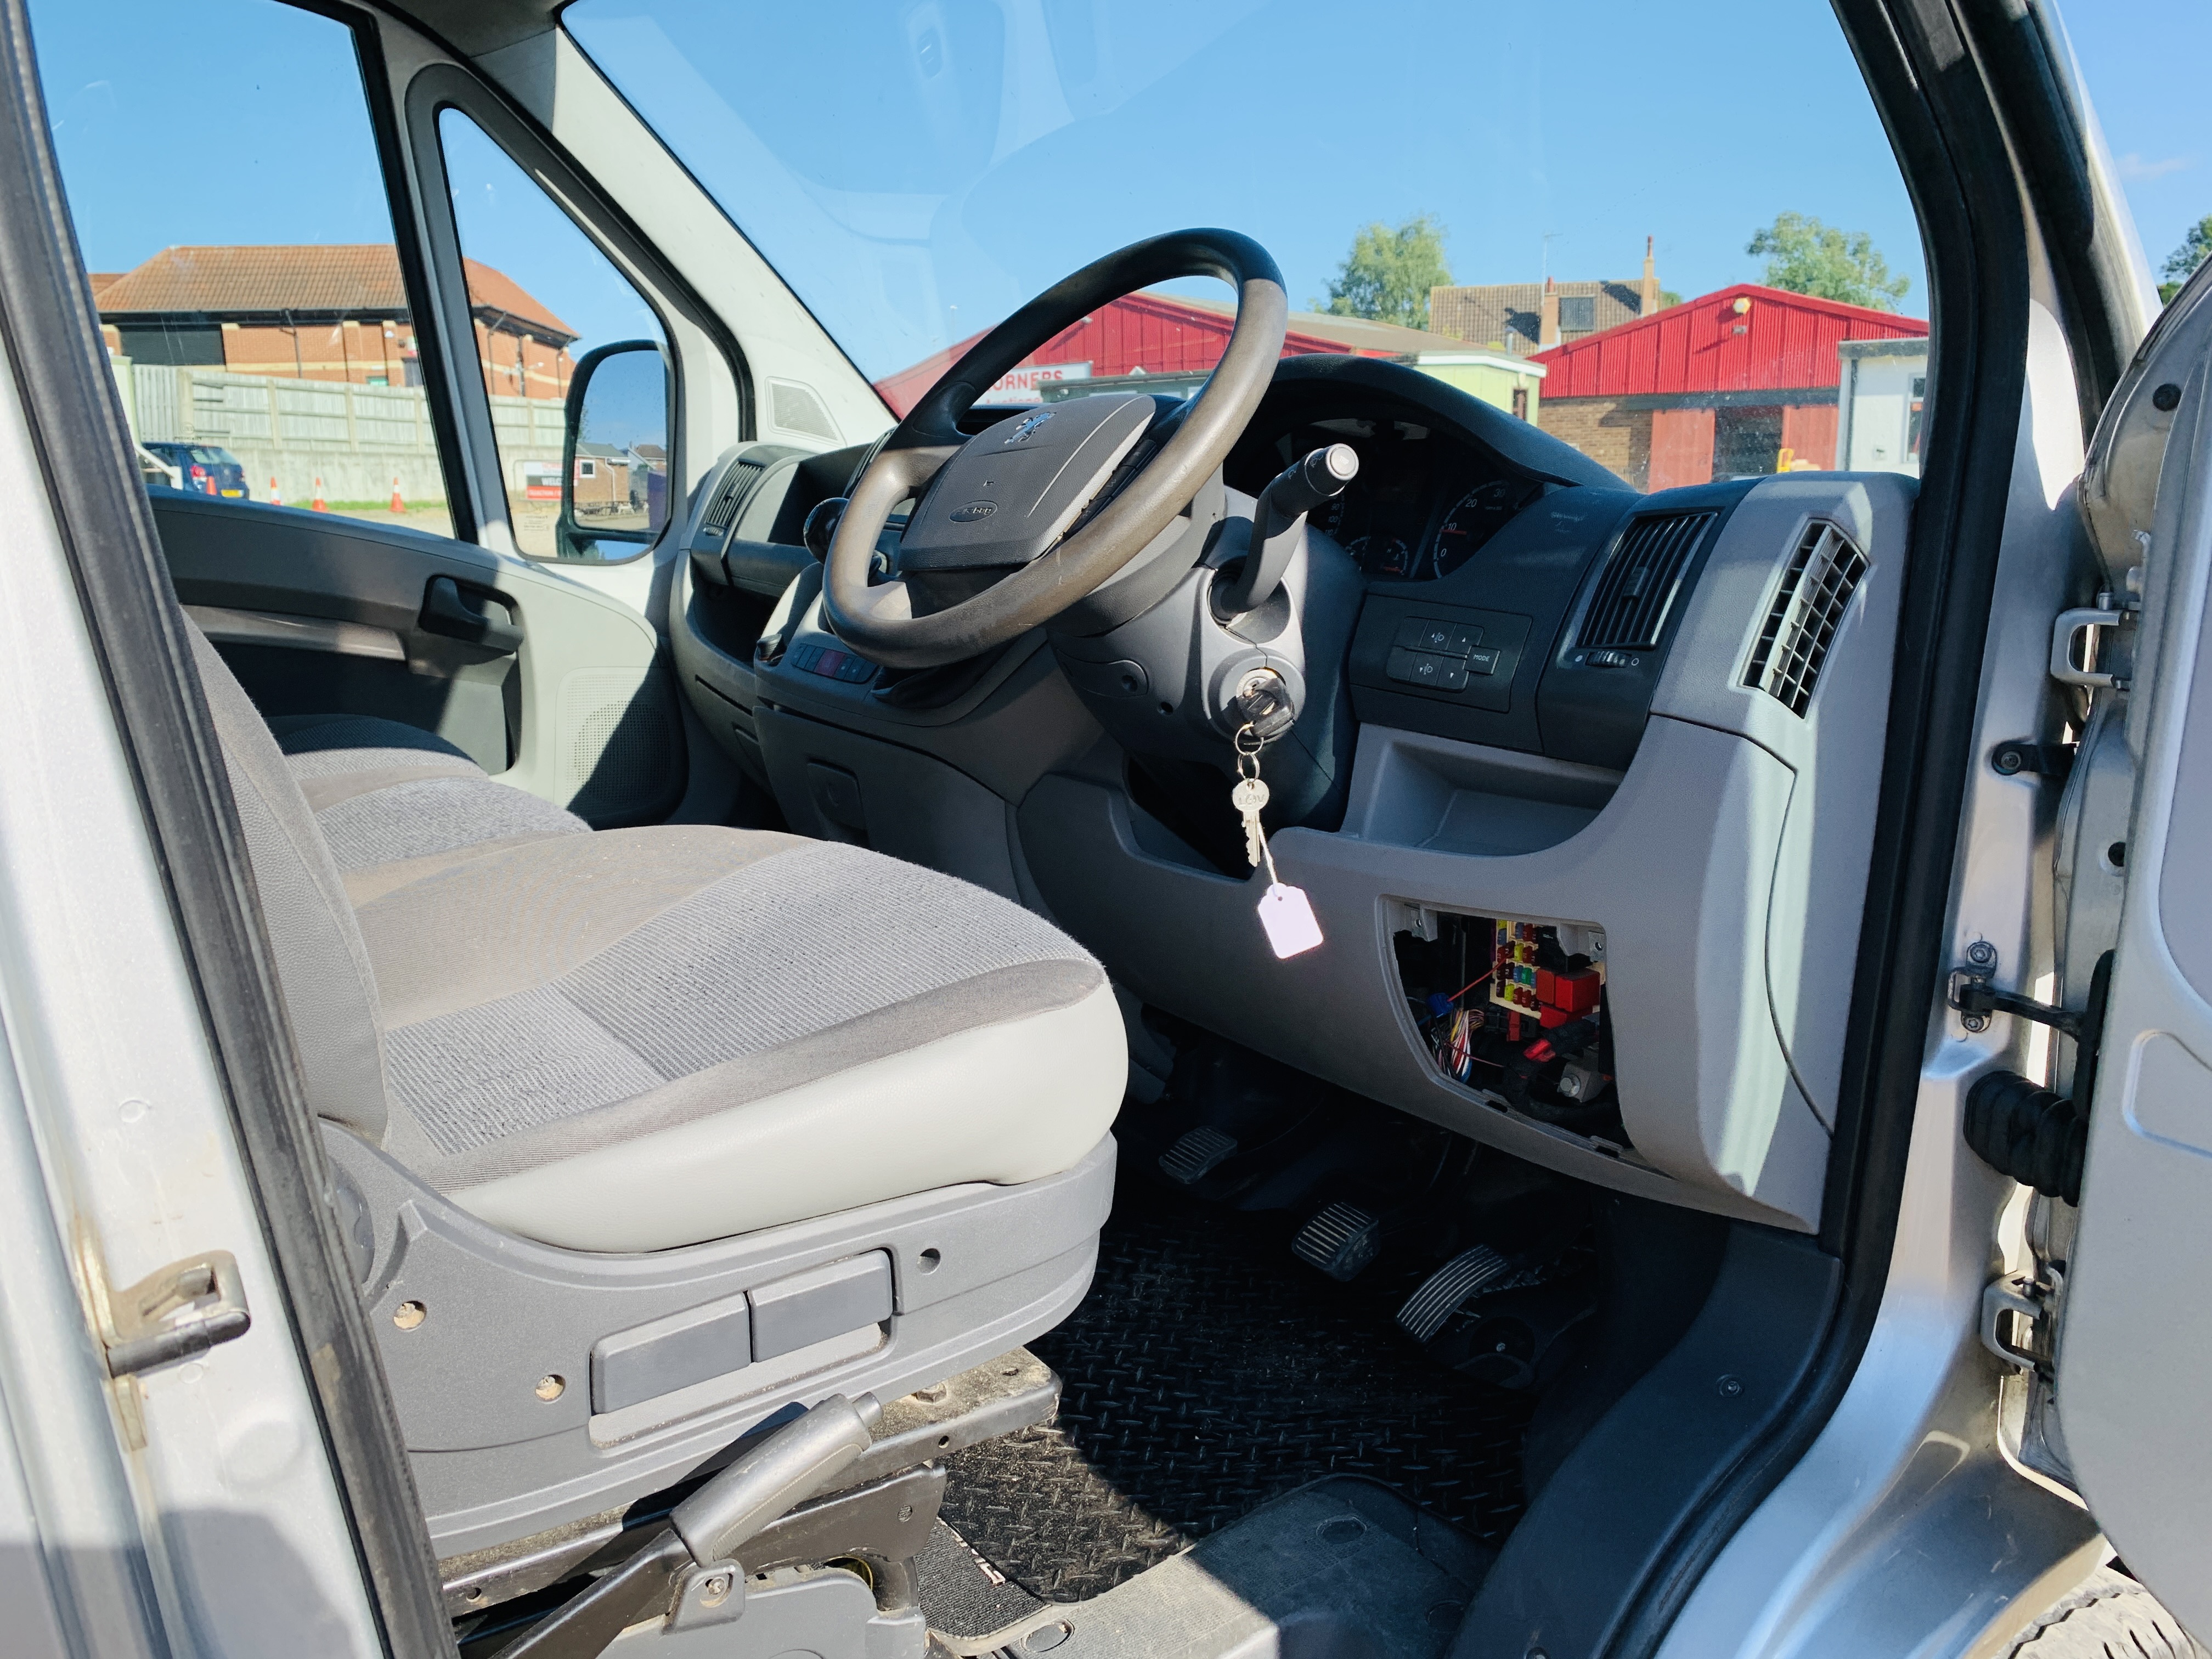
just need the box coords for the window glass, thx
[31,0,453,529]
[567,0,1929,490]
[437,110,668,561]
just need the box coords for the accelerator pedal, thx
[1291,1202,1384,1282]
[1159,1126,1238,1185]
[1397,1245,1518,1344]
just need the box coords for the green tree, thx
[2159,216,2212,304]
[1746,212,1911,311]
[1318,214,1452,330]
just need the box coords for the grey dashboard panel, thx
[1024,716,1825,1228]
[1019,473,1913,1228]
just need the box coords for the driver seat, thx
[188,624,1125,1550]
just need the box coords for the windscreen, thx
[566,0,1932,486]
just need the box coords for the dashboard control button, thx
[1386,647,1469,691]
[1393,618,1483,657]
[1465,647,1500,676]
[1395,617,1457,654]
[785,641,874,684]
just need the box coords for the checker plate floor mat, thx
[934,1189,1534,1611]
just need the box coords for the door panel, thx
[155,493,684,825]
[2058,342,2212,1640]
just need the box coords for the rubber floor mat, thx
[934,1188,1534,1609]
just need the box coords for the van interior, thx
[6,0,2129,1654]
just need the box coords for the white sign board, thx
[978,360,1093,405]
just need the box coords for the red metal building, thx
[874,292,1378,416]
[1531,284,1926,490]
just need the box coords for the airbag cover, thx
[897,393,1156,572]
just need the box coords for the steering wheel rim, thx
[821,228,1288,668]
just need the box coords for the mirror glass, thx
[568,343,668,555]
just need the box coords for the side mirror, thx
[558,340,670,562]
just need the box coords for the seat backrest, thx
[187,627,388,1139]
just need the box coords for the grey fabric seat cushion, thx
[188,620,1123,1256]
[268,713,589,888]
[354,829,1123,1251]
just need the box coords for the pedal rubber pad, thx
[1397,1244,1515,1343]
[1291,1203,1383,1282]
[1158,1126,1238,1184]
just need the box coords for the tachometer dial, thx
[1432,478,1540,578]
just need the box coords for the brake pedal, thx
[1159,1126,1238,1184]
[1291,1202,1383,1281]
[1397,1244,1517,1343]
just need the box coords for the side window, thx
[437,111,669,562]
[31,0,453,532]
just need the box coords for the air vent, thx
[1744,520,1868,715]
[698,458,764,542]
[1578,511,1715,651]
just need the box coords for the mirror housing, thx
[558,339,670,562]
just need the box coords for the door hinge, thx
[1982,1268,2062,1375]
[1988,738,2076,779]
[98,1251,252,1379]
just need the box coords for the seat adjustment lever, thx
[499,1392,881,1659]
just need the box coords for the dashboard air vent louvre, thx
[699,458,764,540]
[1745,520,1867,715]
[1577,511,1715,651]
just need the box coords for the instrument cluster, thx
[1269,416,1548,581]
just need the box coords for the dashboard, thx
[670,350,1911,1233]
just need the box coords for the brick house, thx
[93,244,577,400]
[1430,239,1666,353]
[1530,283,1928,490]
[572,441,630,512]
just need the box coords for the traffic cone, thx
[268,476,283,507]
[312,477,327,512]
[390,475,405,515]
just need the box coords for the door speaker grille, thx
[558,666,680,824]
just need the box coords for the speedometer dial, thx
[1432,478,1541,578]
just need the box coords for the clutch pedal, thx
[1159,1125,1238,1184]
[1291,1202,1383,1281]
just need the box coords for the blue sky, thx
[27,0,2212,383]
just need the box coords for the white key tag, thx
[1258,881,1324,959]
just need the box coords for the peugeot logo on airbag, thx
[950,501,997,522]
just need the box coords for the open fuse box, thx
[1392,907,1628,1151]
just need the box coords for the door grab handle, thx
[421,575,523,652]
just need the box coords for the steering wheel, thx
[821,229,1288,669]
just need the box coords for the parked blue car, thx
[141,441,249,499]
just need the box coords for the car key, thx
[1234,771,1271,868]
[1234,723,1324,959]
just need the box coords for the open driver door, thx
[2040,256,2212,1643]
